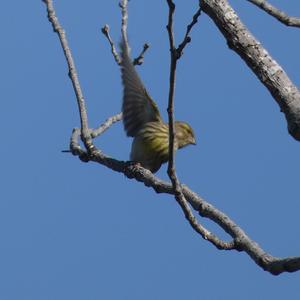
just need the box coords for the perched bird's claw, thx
[124,161,143,179]
[127,161,142,170]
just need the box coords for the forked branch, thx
[42,0,300,275]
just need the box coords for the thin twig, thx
[102,9,149,66]
[91,113,123,138]
[133,43,150,65]
[166,0,182,192]
[166,0,211,243]
[101,24,122,65]
[43,0,92,146]
[166,0,177,182]
[247,0,300,27]
[177,6,201,58]
[69,114,123,158]
[120,0,129,46]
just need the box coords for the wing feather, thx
[120,39,162,137]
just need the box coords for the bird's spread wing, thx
[120,39,162,137]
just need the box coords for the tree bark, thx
[201,0,300,141]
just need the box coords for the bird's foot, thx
[126,160,142,169]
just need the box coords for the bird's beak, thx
[190,138,196,145]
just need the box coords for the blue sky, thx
[1,1,300,299]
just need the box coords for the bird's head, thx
[175,121,196,149]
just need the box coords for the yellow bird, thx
[120,39,196,173]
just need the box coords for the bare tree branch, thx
[43,0,300,275]
[133,43,150,66]
[67,116,300,275]
[101,24,121,65]
[42,0,92,148]
[120,0,129,48]
[91,113,123,139]
[201,0,300,141]
[166,0,215,249]
[166,0,181,191]
[73,114,237,250]
[102,22,149,66]
[246,0,300,27]
[177,6,201,58]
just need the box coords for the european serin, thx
[120,39,196,173]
